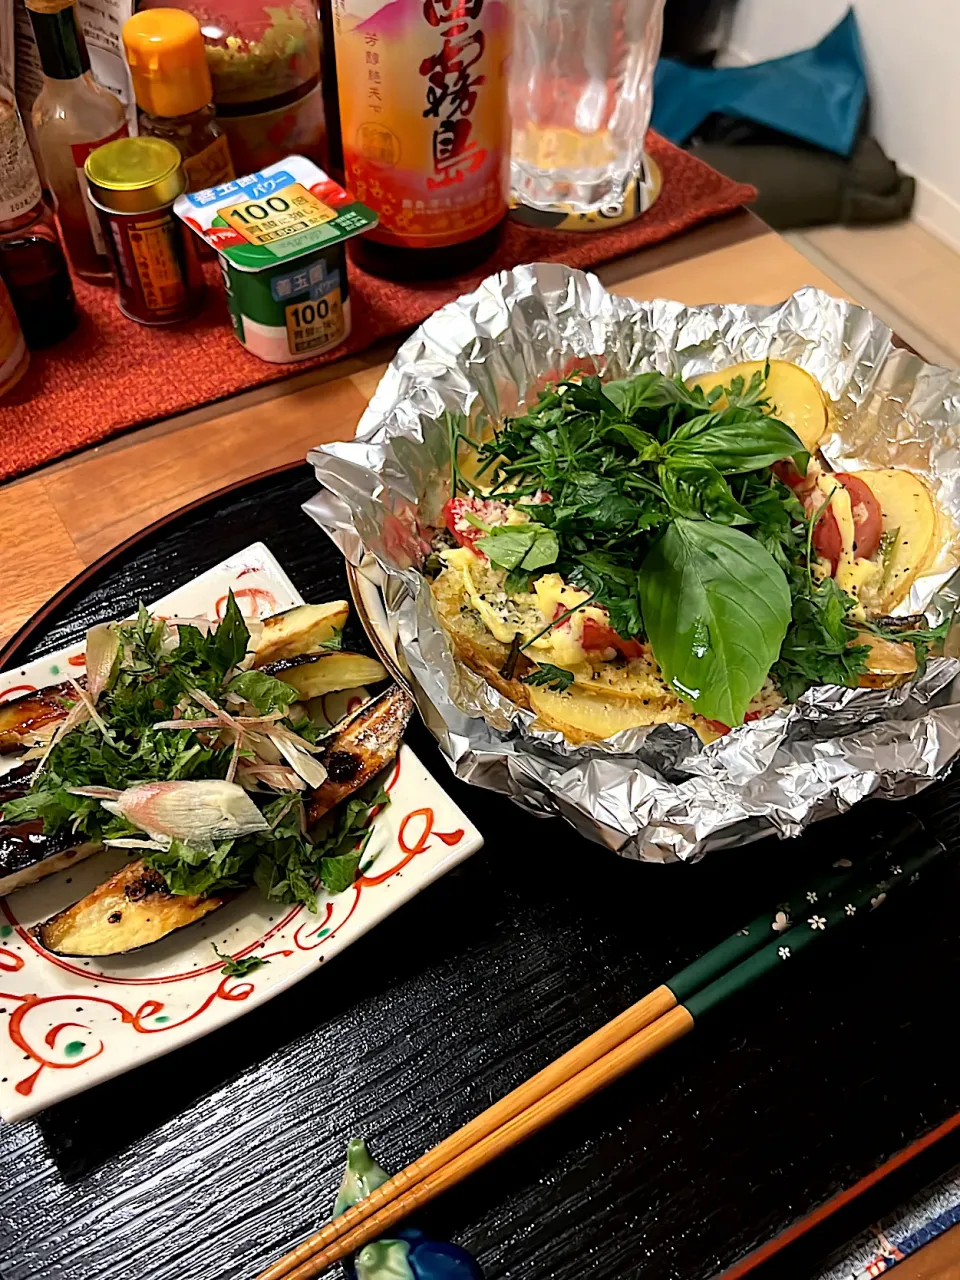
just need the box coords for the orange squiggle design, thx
[0,684,37,702]
[0,948,24,973]
[0,975,256,1095]
[358,807,464,887]
[215,587,277,619]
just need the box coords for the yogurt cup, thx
[174,155,377,364]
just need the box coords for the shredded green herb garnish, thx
[521,664,576,692]
[211,943,271,977]
[4,593,389,906]
[443,367,948,723]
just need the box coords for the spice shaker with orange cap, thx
[122,8,235,196]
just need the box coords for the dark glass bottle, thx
[26,0,128,282]
[0,81,77,346]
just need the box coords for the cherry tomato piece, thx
[811,503,843,571]
[442,496,513,557]
[581,617,646,661]
[834,472,883,561]
[704,710,764,736]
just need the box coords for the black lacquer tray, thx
[1,462,959,1280]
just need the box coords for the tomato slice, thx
[704,710,764,736]
[834,472,882,561]
[809,473,883,573]
[772,459,813,497]
[580,616,645,661]
[812,503,843,572]
[442,496,513,557]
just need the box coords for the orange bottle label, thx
[332,0,509,249]
[183,134,235,193]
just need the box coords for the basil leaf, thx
[228,669,299,714]
[474,526,532,569]
[604,372,708,417]
[475,522,558,573]
[639,518,791,725]
[665,413,808,475]
[658,462,751,526]
[601,422,662,460]
[557,375,618,414]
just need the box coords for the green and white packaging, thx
[174,155,378,365]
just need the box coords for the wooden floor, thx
[790,220,960,369]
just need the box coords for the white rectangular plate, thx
[0,543,483,1122]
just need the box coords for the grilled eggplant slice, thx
[252,602,350,667]
[270,651,388,701]
[308,684,415,823]
[34,859,230,956]
[31,684,414,956]
[0,821,100,897]
[0,762,36,807]
[0,682,72,753]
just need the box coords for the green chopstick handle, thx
[667,816,924,1005]
[683,837,945,1023]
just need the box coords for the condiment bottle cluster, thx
[0,0,512,391]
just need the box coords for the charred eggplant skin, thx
[0,821,99,897]
[0,762,37,807]
[308,685,414,823]
[0,682,72,753]
[34,858,230,957]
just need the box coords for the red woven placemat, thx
[0,134,754,482]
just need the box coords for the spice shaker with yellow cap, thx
[121,9,235,194]
[85,136,204,325]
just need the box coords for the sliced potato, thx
[688,359,828,453]
[858,469,937,611]
[527,683,663,745]
[252,601,350,667]
[856,632,918,689]
[272,651,388,700]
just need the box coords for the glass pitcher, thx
[510,0,665,214]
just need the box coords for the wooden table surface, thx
[0,211,852,648]
[0,209,955,1278]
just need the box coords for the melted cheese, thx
[441,549,609,667]
[442,547,538,643]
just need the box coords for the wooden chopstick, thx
[258,982,678,1280]
[270,1006,696,1280]
[260,822,940,1280]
